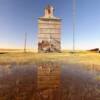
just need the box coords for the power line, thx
[72,0,76,53]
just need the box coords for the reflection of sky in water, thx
[0,63,99,100]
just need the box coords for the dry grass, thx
[0,51,100,65]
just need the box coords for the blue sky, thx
[0,0,100,50]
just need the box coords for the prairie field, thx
[0,51,100,65]
[0,51,100,100]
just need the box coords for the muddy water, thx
[0,63,100,100]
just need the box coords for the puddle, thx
[0,63,100,100]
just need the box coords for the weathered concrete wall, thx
[38,5,61,52]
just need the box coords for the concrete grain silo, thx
[38,5,61,52]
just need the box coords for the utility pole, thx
[24,32,27,53]
[72,0,76,53]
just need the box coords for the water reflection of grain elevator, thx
[37,64,61,100]
[38,5,61,52]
